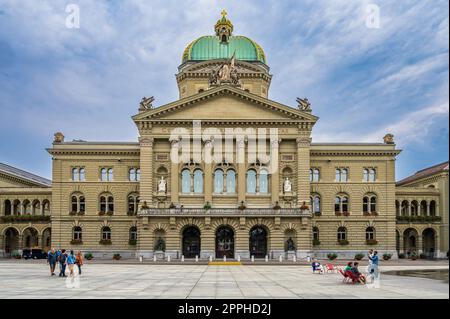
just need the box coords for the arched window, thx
[71,196,78,212]
[136,169,141,181]
[181,169,191,193]
[370,196,377,213]
[73,226,82,241]
[259,169,269,194]
[341,169,348,182]
[13,200,21,215]
[335,195,349,214]
[101,168,107,181]
[22,200,31,215]
[129,168,136,181]
[369,169,376,182]
[128,194,139,215]
[430,200,436,216]
[395,200,400,216]
[193,169,203,193]
[4,200,11,216]
[32,200,40,215]
[247,170,257,194]
[310,194,321,214]
[335,169,341,182]
[310,168,320,182]
[420,200,427,216]
[401,200,408,216]
[363,195,377,213]
[366,227,375,241]
[79,168,85,181]
[313,227,319,241]
[214,169,224,193]
[129,226,137,241]
[363,169,369,182]
[226,170,236,193]
[101,227,111,240]
[100,196,106,213]
[72,168,79,181]
[99,195,114,213]
[337,227,347,241]
[107,168,113,181]
[411,200,418,216]
[42,200,50,215]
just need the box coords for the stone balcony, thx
[138,208,311,217]
[396,215,442,223]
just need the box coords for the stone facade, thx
[0,13,447,260]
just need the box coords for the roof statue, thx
[209,52,241,87]
[139,96,154,112]
[296,97,312,112]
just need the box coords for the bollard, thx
[293,255,297,263]
[279,255,283,263]
[251,255,255,263]
[167,255,171,262]
[195,255,198,262]
[181,255,184,262]
[237,255,241,262]
[209,255,212,262]
[153,255,157,262]
[265,255,268,262]
[223,256,226,262]
[139,256,143,263]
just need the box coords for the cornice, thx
[310,150,401,157]
[46,148,140,156]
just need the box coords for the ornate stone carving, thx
[209,54,241,87]
[283,177,292,193]
[139,137,154,147]
[296,136,311,147]
[139,96,154,112]
[53,132,65,143]
[296,97,311,112]
[383,133,395,144]
[158,176,167,193]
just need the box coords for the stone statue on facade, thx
[286,237,295,251]
[158,176,167,193]
[296,97,311,111]
[283,177,292,193]
[383,133,395,144]
[154,237,165,251]
[139,96,154,112]
[209,53,241,87]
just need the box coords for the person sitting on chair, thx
[351,262,366,284]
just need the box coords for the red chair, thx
[345,270,360,284]
[325,264,336,273]
[338,269,351,283]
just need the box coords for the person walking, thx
[58,249,67,277]
[369,251,379,280]
[75,251,83,275]
[47,248,57,276]
[66,250,76,277]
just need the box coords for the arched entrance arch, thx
[4,228,19,256]
[22,228,39,249]
[249,226,268,258]
[42,228,51,251]
[182,226,201,258]
[403,228,419,256]
[422,228,436,259]
[215,226,234,258]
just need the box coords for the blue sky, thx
[0,0,448,180]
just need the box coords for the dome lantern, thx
[214,10,233,43]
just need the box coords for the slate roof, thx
[0,162,51,187]
[397,161,449,186]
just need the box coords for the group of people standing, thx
[47,249,83,277]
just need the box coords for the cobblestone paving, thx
[0,261,447,299]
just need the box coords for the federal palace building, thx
[0,13,448,260]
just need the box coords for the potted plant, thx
[106,211,114,216]
[410,252,418,260]
[84,252,93,260]
[354,253,364,260]
[70,239,83,245]
[273,201,281,210]
[338,239,349,245]
[398,253,405,259]
[141,201,149,209]
[343,211,350,216]
[335,211,342,216]
[129,239,137,246]
[371,212,378,216]
[203,202,212,210]
[363,212,371,216]
[300,201,309,210]
[327,253,338,260]
[98,211,105,216]
[383,253,392,260]
[69,211,77,216]
[99,239,112,245]
[419,253,427,259]
[113,253,121,260]
[77,211,85,216]
[312,238,320,246]
[12,251,21,259]
[169,202,176,209]
[238,201,246,211]
[366,239,378,245]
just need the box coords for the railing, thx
[138,208,311,217]
[396,215,442,223]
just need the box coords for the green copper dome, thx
[181,11,267,65]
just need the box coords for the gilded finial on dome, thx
[215,9,233,42]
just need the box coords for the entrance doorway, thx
[249,226,267,258]
[182,226,201,258]
[215,226,234,258]
[4,228,19,256]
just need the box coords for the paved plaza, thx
[0,260,448,299]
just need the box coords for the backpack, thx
[59,253,67,263]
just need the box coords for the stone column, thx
[417,233,423,254]
[204,140,213,204]
[408,201,411,216]
[237,140,246,204]
[139,137,154,207]
[271,139,280,205]
[296,134,311,205]
[170,140,180,204]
